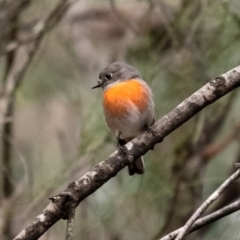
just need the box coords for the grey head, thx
[92,62,141,89]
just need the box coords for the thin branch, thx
[65,207,75,240]
[14,66,240,240]
[1,3,27,239]
[174,166,240,240]
[0,0,31,19]
[204,151,240,217]
[160,197,240,240]
[0,0,74,133]
[0,2,74,238]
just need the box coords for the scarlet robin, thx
[92,62,155,175]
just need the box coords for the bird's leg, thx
[145,118,157,136]
[144,124,157,137]
[145,119,157,150]
[116,132,127,154]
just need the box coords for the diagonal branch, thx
[0,2,74,237]
[160,196,240,240]
[14,66,240,240]
[0,0,32,19]
[0,0,74,132]
[174,166,240,240]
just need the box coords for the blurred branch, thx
[65,206,75,240]
[202,121,240,159]
[0,0,31,19]
[174,165,240,240]
[1,37,36,56]
[14,66,240,240]
[206,91,237,138]
[0,0,73,238]
[1,0,70,55]
[0,0,32,54]
[154,72,238,239]
[0,0,74,133]
[109,0,139,34]
[1,0,20,196]
[0,2,32,239]
[160,196,240,240]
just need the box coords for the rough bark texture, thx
[14,66,240,240]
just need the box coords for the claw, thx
[145,124,157,150]
[117,138,126,147]
[145,124,157,136]
[118,145,128,155]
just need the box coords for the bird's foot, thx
[117,138,126,147]
[145,124,159,150]
[118,145,128,155]
[145,124,157,137]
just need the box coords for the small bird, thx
[92,62,155,175]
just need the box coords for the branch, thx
[153,92,238,239]
[0,0,31,19]
[0,0,73,132]
[174,165,240,240]
[160,197,240,240]
[14,66,240,240]
[65,206,75,240]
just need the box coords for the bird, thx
[92,62,155,175]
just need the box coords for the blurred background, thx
[0,0,240,239]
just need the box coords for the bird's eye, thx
[105,73,112,80]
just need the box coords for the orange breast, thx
[103,79,149,117]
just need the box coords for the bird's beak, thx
[92,82,103,89]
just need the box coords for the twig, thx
[0,0,31,19]
[0,2,74,238]
[0,0,74,135]
[174,166,240,240]
[1,3,27,239]
[153,93,237,239]
[160,198,240,240]
[13,66,240,240]
[66,207,75,240]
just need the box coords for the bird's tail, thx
[128,156,145,175]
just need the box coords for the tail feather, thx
[128,157,145,175]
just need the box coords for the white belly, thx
[105,102,154,141]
